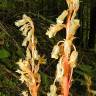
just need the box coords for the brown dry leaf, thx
[38,55,46,65]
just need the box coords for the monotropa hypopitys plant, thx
[46,0,80,96]
[15,14,46,96]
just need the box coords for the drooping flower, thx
[15,14,45,96]
[46,24,64,38]
[15,14,34,47]
[33,49,40,60]
[69,50,78,68]
[51,44,60,59]
[15,14,30,27]
[56,10,68,24]
[64,39,72,57]
[66,19,80,39]
[47,84,57,96]
[26,48,31,59]
[66,0,79,10]
[19,24,31,36]
[22,29,33,46]
[55,59,64,82]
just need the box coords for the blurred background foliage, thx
[0,0,96,96]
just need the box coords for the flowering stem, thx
[46,1,80,96]
[29,83,38,96]
[60,56,70,96]
[61,9,74,96]
[15,15,46,96]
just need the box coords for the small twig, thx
[0,21,25,56]
[14,12,55,24]
[0,64,19,79]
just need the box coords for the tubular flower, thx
[55,59,64,82]
[66,0,79,10]
[51,44,60,59]
[46,9,68,38]
[46,24,65,38]
[66,19,80,39]
[64,39,73,57]
[15,14,34,47]
[47,84,57,96]
[69,50,78,68]
[15,14,32,27]
[56,10,68,24]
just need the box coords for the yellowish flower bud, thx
[22,37,28,46]
[16,69,22,74]
[23,14,32,23]
[16,59,29,72]
[19,75,25,83]
[51,45,59,59]
[22,30,32,46]
[64,40,72,57]
[33,49,40,60]
[70,19,80,35]
[55,59,64,81]
[20,24,30,36]
[16,59,24,69]
[15,19,27,27]
[19,24,27,31]
[47,84,57,96]
[50,84,57,94]
[57,10,68,24]
[26,48,31,59]
[69,50,78,68]
[46,24,64,38]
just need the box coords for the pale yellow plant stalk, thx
[46,0,80,96]
[15,14,46,96]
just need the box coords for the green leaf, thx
[0,49,10,59]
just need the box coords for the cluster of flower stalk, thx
[47,0,80,96]
[15,14,46,96]
[15,0,80,96]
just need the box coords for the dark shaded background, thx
[0,0,96,96]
